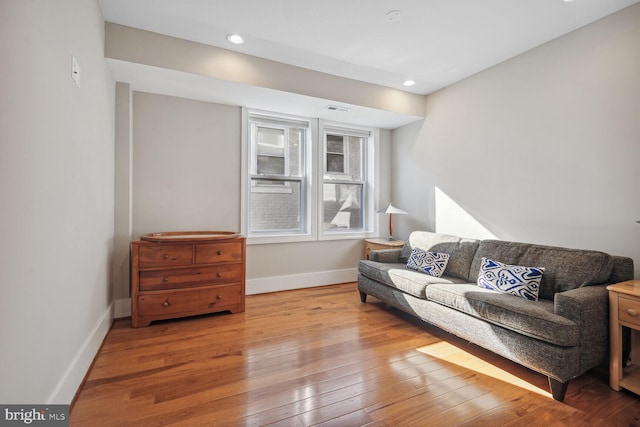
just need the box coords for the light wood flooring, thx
[70,282,640,426]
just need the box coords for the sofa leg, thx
[359,291,367,303]
[548,377,568,401]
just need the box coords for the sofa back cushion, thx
[400,231,479,280]
[469,240,614,300]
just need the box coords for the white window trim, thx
[241,109,378,245]
[242,108,318,245]
[318,121,378,241]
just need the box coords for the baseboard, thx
[111,268,359,319]
[47,301,114,404]
[246,268,358,295]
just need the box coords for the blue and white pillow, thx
[406,248,450,277]
[477,257,544,301]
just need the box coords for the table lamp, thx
[376,204,407,240]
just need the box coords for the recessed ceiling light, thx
[403,80,416,87]
[226,34,244,44]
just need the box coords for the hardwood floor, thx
[70,282,640,426]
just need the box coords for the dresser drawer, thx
[139,264,243,291]
[138,244,193,267]
[138,284,243,317]
[619,296,640,327]
[195,242,242,264]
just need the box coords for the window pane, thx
[257,156,285,175]
[288,128,302,177]
[327,153,344,173]
[323,183,363,230]
[257,127,284,153]
[257,127,285,175]
[325,134,344,174]
[327,136,344,154]
[250,179,302,232]
[347,136,362,180]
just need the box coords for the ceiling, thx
[99,0,639,128]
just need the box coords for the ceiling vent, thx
[325,105,350,112]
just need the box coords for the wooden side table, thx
[608,280,640,394]
[364,238,405,260]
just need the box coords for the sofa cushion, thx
[399,231,480,281]
[477,257,544,301]
[358,260,467,298]
[406,248,450,277]
[469,240,613,300]
[425,283,580,346]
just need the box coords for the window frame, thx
[242,109,317,244]
[319,123,376,240]
[241,109,377,244]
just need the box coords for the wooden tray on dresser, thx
[140,231,241,242]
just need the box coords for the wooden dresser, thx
[131,232,246,327]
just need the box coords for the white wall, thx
[392,4,640,278]
[112,82,133,311]
[0,0,115,404]
[132,92,242,237]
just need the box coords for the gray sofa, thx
[358,231,634,401]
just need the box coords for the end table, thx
[608,280,640,394]
[364,238,405,260]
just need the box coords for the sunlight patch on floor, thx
[416,340,552,398]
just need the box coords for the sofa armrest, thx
[609,255,634,284]
[369,248,402,263]
[554,284,609,370]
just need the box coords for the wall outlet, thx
[71,55,81,88]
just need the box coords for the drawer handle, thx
[162,300,170,307]
[217,273,222,278]
[208,296,222,307]
[627,309,638,317]
[163,277,169,282]
[163,254,169,259]
[217,251,224,256]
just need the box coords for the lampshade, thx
[376,204,407,215]
[376,204,407,240]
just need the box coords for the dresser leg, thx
[131,318,151,328]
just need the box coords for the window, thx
[242,109,376,243]
[326,134,345,174]
[246,112,310,236]
[256,126,286,176]
[322,126,370,233]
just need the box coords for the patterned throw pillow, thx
[477,257,544,301]
[406,248,450,277]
